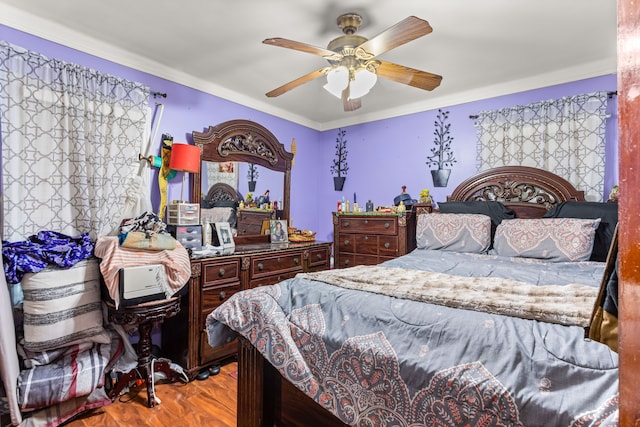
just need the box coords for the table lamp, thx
[169,143,200,203]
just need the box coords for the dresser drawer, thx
[251,252,303,279]
[200,282,240,363]
[354,234,380,255]
[336,253,355,269]
[237,210,274,235]
[201,283,240,315]
[337,252,379,268]
[308,245,330,269]
[200,331,237,366]
[202,259,241,286]
[378,236,400,256]
[336,233,356,253]
[250,270,299,288]
[338,217,398,235]
[353,254,379,266]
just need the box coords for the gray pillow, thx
[416,213,491,253]
[437,201,516,247]
[493,218,601,262]
[543,201,618,262]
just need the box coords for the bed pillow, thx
[543,201,618,262]
[21,258,111,352]
[437,201,516,245]
[493,218,601,262]
[416,213,491,253]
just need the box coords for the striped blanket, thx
[94,236,191,308]
[17,331,122,410]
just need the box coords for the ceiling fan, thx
[263,13,443,112]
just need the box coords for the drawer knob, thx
[344,239,350,246]
[258,263,264,271]
[344,259,350,266]
[218,268,225,277]
[219,291,227,300]
[364,236,368,241]
[384,242,390,249]
[384,222,390,229]
[316,253,322,259]
[294,258,300,265]
[343,221,350,227]
[364,219,368,224]
[277,257,281,263]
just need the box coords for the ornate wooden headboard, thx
[203,182,242,208]
[443,165,585,218]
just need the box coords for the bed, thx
[200,182,242,233]
[206,165,619,427]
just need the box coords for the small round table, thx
[106,297,181,408]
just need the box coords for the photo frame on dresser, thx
[212,222,235,254]
[269,219,288,244]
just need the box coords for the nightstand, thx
[332,210,417,268]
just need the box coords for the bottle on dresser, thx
[202,218,212,246]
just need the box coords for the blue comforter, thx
[207,249,618,426]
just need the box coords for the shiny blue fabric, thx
[2,231,94,284]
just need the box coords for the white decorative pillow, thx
[21,259,111,352]
[416,213,492,253]
[493,218,601,262]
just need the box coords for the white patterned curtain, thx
[475,92,609,201]
[0,41,150,241]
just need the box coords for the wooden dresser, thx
[236,208,275,235]
[161,241,332,379]
[333,211,418,269]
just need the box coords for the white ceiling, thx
[0,0,617,131]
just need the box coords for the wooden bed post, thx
[617,0,640,424]
[237,336,265,427]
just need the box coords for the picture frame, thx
[269,219,288,244]
[261,220,271,236]
[213,222,235,253]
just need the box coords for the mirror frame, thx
[191,119,293,224]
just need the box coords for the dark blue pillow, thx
[543,201,618,262]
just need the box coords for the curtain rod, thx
[152,91,167,99]
[468,91,618,119]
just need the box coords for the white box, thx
[167,202,200,225]
[118,264,166,307]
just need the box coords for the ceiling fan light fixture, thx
[349,68,377,99]
[323,66,349,98]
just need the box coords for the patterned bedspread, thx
[207,249,619,426]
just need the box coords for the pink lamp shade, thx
[169,143,200,173]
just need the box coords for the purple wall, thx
[0,25,618,245]
[316,75,618,241]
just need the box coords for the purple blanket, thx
[2,231,94,284]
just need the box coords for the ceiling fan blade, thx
[266,68,329,98]
[342,89,362,112]
[263,38,342,61]
[376,60,442,91]
[356,16,433,59]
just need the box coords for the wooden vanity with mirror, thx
[161,119,331,379]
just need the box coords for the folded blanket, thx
[17,335,118,409]
[299,265,599,327]
[118,231,176,250]
[2,231,94,285]
[95,236,190,308]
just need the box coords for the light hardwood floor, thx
[61,362,237,427]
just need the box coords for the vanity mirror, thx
[191,119,293,242]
